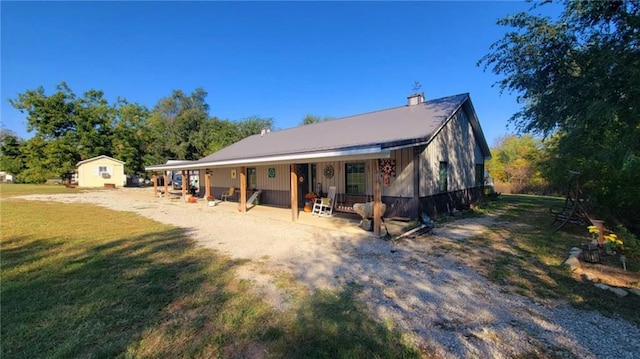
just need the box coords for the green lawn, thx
[0,183,82,197]
[1,193,418,358]
[456,194,640,325]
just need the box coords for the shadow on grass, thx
[287,193,640,358]
[282,283,419,358]
[1,227,245,358]
[1,200,422,358]
[473,194,640,325]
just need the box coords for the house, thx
[0,171,14,183]
[76,155,126,188]
[145,92,491,235]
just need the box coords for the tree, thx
[144,88,210,163]
[74,89,115,160]
[299,114,333,126]
[0,129,26,177]
[235,116,275,138]
[193,118,239,154]
[479,0,640,226]
[9,83,119,180]
[113,100,149,175]
[488,135,546,193]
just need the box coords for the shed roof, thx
[76,155,125,167]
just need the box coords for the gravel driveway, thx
[19,188,640,358]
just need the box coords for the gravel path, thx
[16,188,640,358]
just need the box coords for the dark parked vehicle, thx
[173,174,182,190]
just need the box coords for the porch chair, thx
[221,187,235,201]
[312,186,336,217]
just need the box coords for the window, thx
[438,161,448,192]
[475,164,485,186]
[345,162,365,194]
[98,165,110,178]
[247,167,257,189]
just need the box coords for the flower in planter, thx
[587,225,600,243]
[604,233,623,253]
[304,192,318,202]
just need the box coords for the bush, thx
[616,225,640,264]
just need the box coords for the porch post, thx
[413,146,421,214]
[239,167,247,212]
[290,163,298,221]
[373,159,382,237]
[152,172,158,198]
[181,170,187,202]
[204,169,211,199]
[163,171,169,197]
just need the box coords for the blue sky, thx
[2,1,557,147]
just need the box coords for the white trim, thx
[145,146,390,171]
[76,155,125,167]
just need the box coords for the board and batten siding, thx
[382,147,415,198]
[205,164,291,190]
[420,108,484,197]
[313,148,413,198]
[314,160,376,195]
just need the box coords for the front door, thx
[296,164,309,207]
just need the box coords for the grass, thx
[454,194,640,325]
[0,183,83,197]
[4,186,637,357]
[1,190,419,358]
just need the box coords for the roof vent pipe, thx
[407,92,425,106]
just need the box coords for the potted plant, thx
[603,232,623,255]
[304,192,318,212]
[206,195,216,206]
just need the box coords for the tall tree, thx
[113,99,149,175]
[193,118,239,155]
[74,89,115,160]
[488,135,546,193]
[479,0,640,226]
[9,83,119,180]
[145,88,210,163]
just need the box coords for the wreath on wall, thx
[323,165,334,179]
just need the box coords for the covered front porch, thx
[148,155,390,236]
[151,188,411,237]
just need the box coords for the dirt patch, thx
[578,259,640,289]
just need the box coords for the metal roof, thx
[146,93,490,170]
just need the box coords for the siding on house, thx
[420,108,485,197]
[382,147,415,198]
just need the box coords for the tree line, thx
[1,83,275,183]
[480,0,639,230]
